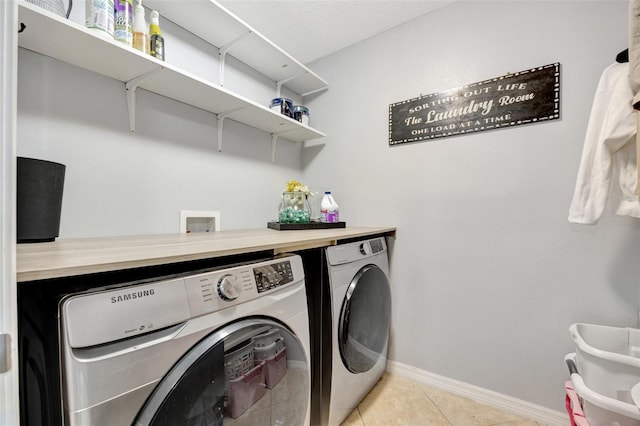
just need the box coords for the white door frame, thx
[0,0,19,424]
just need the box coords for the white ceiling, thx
[218,0,457,64]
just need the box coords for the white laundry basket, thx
[566,353,640,426]
[570,323,640,399]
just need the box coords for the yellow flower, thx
[284,180,313,196]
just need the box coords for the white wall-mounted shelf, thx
[144,0,329,97]
[17,1,326,143]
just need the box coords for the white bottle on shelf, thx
[86,0,115,39]
[320,192,339,223]
[329,194,339,223]
[132,0,149,54]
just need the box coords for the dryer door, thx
[338,264,391,373]
[134,318,309,426]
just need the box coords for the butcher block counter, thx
[17,226,396,282]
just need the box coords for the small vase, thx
[278,192,311,224]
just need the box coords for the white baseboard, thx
[386,360,567,426]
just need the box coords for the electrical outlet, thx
[180,210,221,233]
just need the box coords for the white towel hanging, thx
[568,62,640,224]
[628,0,640,196]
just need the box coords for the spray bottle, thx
[149,10,165,60]
[132,0,149,54]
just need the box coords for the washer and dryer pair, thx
[19,238,392,426]
[325,237,393,426]
[19,254,311,426]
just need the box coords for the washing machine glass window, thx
[134,318,308,425]
[339,264,391,373]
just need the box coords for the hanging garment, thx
[629,0,640,106]
[629,0,640,196]
[568,62,640,224]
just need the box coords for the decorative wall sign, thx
[388,63,560,145]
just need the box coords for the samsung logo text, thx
[111,289,155,303]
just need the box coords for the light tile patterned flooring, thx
[341,373,543,426]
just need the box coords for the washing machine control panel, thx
[217,274,243,301]
[253,260,294,293]
[184,255,303,315]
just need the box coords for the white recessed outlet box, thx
[180,210,221,233]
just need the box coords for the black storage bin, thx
[17,157,65,243]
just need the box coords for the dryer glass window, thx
[135,319,309,425]
[338,265,391,373]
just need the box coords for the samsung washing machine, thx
[19,253,311,426]
[325,237,392,426]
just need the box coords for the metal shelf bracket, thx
[125,67,164,132]
[216,107,245,152]
[275,71,305,98]
[271,133,280,162]
[301,85,329,98]
[219,30,252,87]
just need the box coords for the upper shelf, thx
[144,0,329,97]
[17,1,326,142]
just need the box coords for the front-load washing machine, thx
[325,237,392,425]
[20,253,310,426]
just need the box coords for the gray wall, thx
[17,11,305,237]
[17,0,640,414]
[302,0,640,412]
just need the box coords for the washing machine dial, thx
[217,274,242,301]
[359,242,372,255]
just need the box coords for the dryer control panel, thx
[327,237,387,266]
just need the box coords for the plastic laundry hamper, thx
[226,363,267,418]
[565,379,589,426]
[570,323,640,399]
[224,339,255,380]
[224,339,267,418]
[253,328,287,389]
[566,353,640,426]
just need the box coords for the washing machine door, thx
[339,264,391,373]
[134,318,309,426]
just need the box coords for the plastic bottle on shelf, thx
[329,194,339,223]
[114,0,133,46]
[85,0,115,39]
[132,0,149,54]
[320,192,339,223]
[149,10,165,60]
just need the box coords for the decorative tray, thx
[267,221,346,231]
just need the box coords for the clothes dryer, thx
[20,254,310,426]
[325,237,392,425]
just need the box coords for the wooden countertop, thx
[17,226,396,282]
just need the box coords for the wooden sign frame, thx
[388,63,560,145]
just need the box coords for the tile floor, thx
[341,373,544,426]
